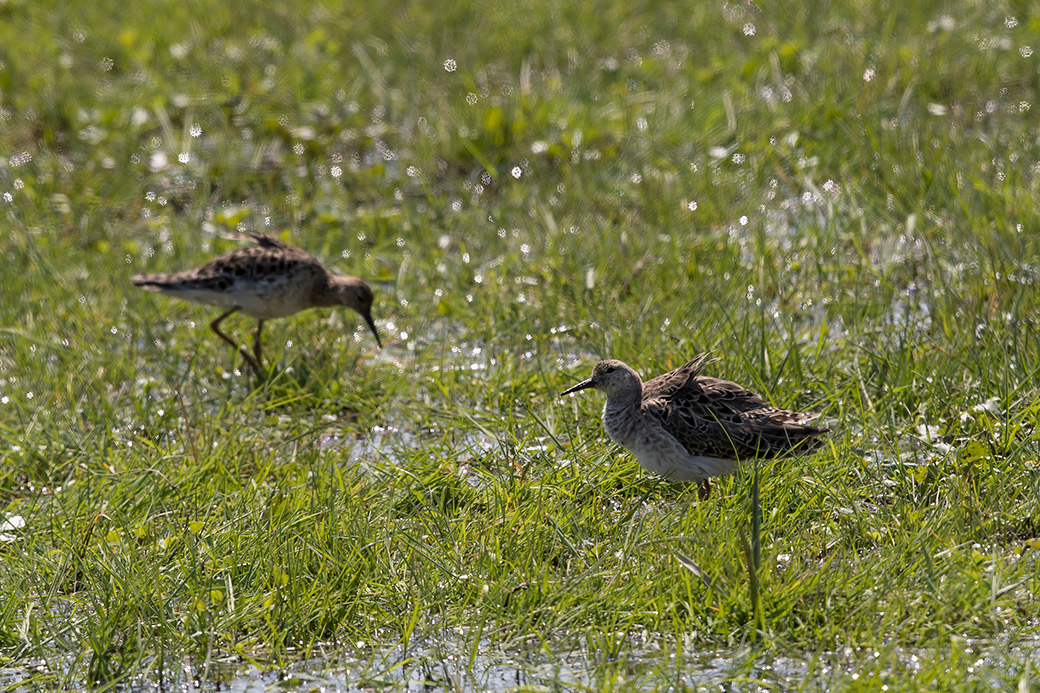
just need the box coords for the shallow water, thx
[3,634,1036,691]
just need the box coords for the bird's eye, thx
[603,366,616,374]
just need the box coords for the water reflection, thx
[4,636,1035,691]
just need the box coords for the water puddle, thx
[2,634,1036,690]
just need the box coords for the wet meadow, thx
[1,0,1040,689]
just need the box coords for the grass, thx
[2,0,1040,688]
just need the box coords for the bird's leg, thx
[698,478,712,501]
[253,320,265,371]
[210,307,261,374]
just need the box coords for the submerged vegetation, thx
[1,0,1040,688]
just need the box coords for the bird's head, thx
[328,277,381,348]
[560,359,641,398]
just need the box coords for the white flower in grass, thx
[0,515,25,543]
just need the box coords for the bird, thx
[132,232,381,374]
[559,354,829,498]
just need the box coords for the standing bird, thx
[132,233,381,374]
[560,354,829,498]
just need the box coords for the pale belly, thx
[228,287,311,319]
[603,407,738,482]
[165,282,310,320]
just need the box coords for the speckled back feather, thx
[131,233,325,294]
[642,353,829,460]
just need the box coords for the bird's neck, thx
[602,388,642,445]
[310,274,341,307]
[603,387,642,415]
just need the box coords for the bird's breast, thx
[602,401,672,460]
[602,400,735,482]
[602,401,639,449]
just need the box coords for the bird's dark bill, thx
[363,311,382,348]
[560,379,594,397]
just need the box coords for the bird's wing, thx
[134,243,321,296]
[641,353,718,399]
[643,354,780,420]
[192,243,319,282]
[642,357,829,459]
[644,394,828,460]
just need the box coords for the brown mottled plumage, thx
[132,233,380,373]
[560,354,829,498]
